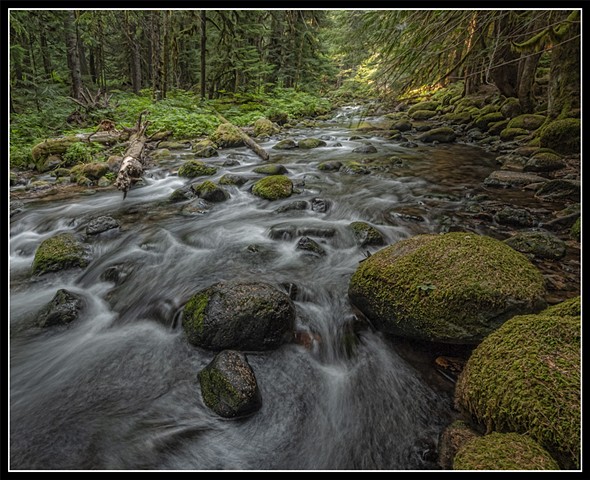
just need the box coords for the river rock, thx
[218,174,248,186]
[437,420,480,470]
[418,127,456,143]
[193,139,219,158]
[298,138,327,149]
[86,215,120,235]
[253,118,279,137]
[36,288,85,328]
[178,160,217,178]
[182,281,296,350]
[504,231,566,259]
[349,221,385,247]
[275,201,309,213]
[269,223,336,240]
[455,299,580,468]
[348,232,546,344]
[310,197,330,213]
[523,152,566,173]
[341,161,370,175]
[11,201,25,217]
[191,181,229,202]
[32,233,91,275]
[534,179,580,202]
[453,433,560,470]
[352,143,378,154]
[317,161,342,171]
[483,170,547,188]
[198,350,262,418]
[253,164,288,175]
[210,123,245,148]
[272,138,297,150]
[493,206,535,227]
[295,236,326,256]
[252,175,293,200]
[169,186,195,202]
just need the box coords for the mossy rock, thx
[341,161,370,175]
[479,104,500,115]
[500,127,530,141]
[191,180,229,202]
[437,420,481,470]
[523,152,566,173]
[253,164,288,175]
[252,175,293,200]
[507,114,546,131]
[534,179,580,202]
[410,110,437,121]
[352,143,378,154]
[272,138,297,150]
[36,288,85,328]
[503,231,566,259]
[500,97,522,119]
[418,127,456,143]
[178,160,217,178]
[151,148,171,159]
[210,123,245,148]
[317,161,342,171]
[483,170,546,188]
[198,350,262,418]
[487,119,510,136]
[542,296,580,317]
[169,187,193,203]
[392,119,412,131]
[348,232,546,344]
[539,118,580,155]
[32,233,90,275]
[474,112,504,131]
[453,433,560,470]
[440,112,472,124]
[349,221,385,247]
[182,281,295,350]
[218,174,248,186]
[31,136,79,163]
[297,138,327,149]
[493,206,535,227]
[193,139,219,158]
[253,118,279,137]
[408,101,440,115]
[454,310,580,468]
[570,217,580,241]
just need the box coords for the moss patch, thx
[507,114,546,131]
[408,101,440,114]
[500,127,530,141]
[539,118,580,155]
[474,112,504,131]
[410,110,437,120]
[570,217,580,241]
[253,164,288,175]
[32,233,90,275]
[182,291,210,343]
[541,296,580,317]
[349,221,385,247]
[252,175,293,200]
[348,232,546,344]
[297,138,327,149]
[178,160,217,178]
[454,433,560,470]
[253,117,279,137]
[210,123,245,148]
[455,313,580,468]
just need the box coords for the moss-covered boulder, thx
[192,139,219,158]
[437,420,480,469]
[218,174,248,186]
[36,288,85,328]
[455,306,580,468]
[191,180,229,202]
[523,152,566,173]
[297,138,327,149]
[252,175,293,200]
[272,138,297,150]
[487,119,510,136]
[500,97,522,119]
[570,217,580,241]
[507,114,546,131]
[440,111,472,124]
[253,117,279,137]
[418,127,456,143]
[453,433,560,470]
[32,233,90,275]
[178,160,217,178]
[253,164,288,175]
[31,136,79,163]
[349,221,385,247]
[317,161,342,171]
[474,112,504,131]
[348,232,546,344]
[500,127,530,141]
[504,231,566,259]
[182,281,296,350]
[539,118,580,155]
[340,161,370,174]
[408,101,440,114]
[198,350,262,418]
[410,110,437,120]
[493,206,535,227]
[151,148,171,159]
[70,162,109,181]
[392,119,412,131]
[542,296,580,317]
[210,123,245,148]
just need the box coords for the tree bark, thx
[200,10,207,99]
[64,11,83,101]
[213,112,270,161]
[114,111,150,199]
[517,51,541,113]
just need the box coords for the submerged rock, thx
[483,170,546,188]
[182,281,295,350]
[268,223,336,240]
[275,201,309,213]
[295,236,326,256]
[198,350,262,418]
[348,232,546,344]
[36,288,85,328]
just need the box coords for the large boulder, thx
[182,281,296,350]
[32,233,90,275]
[198,350,262,418]
[454,300,580,468]
[210,123,245,148]
[453,433,560,470]
[36,289,85,328]
[297,138,327,149]
[252,175,293,200]
[539,118,580,155]
[348,232,546,344]
[253,118,279,137]
[418,127,456,143]
[178,160,217,178]
[191,181,229,202]
[437,420,480,470]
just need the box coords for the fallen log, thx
[114,110,150,199]
[213,111,270,161]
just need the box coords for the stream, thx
[9,106,579,470]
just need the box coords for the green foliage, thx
[63,142,100,165]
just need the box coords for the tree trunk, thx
[64,11,83,101]
[488,14,519,98]
[114,111,150,199]
[151,11,163,101]
[200,10,206,99]
[213,112,270,161]
[517,51,541,113]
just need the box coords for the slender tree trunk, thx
[64,10,83,101]
[517,51,541,113]
[89,48,97,85]
[151,11,163,101]
[161,11,168,99]
[39,26,52,78]
[200,10,206,99]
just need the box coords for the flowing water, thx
[9,106,575,470]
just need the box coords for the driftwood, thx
[213,111,270,161]
[114,110,150,199]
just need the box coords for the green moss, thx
[474,112,504,131]
[198,366,240,411]
[454,433,560,470]
[253,117,279,137]
[500,127,530,141]
[32,233,89,275]
[539,119,580,155]
[440,112,472,124]
[183,291,210,341]
[253,164,288,175]
[192,139,219,158]
[297,138,327,149]
[507,114,546,131]
[570,217,580,241]
[408,101,440,114]
[210,123,244,148]
[541,296,580,317]
[418,127,456,143]
[252,175,293,200]
[31,136,79,163]
[410,110,437,120]
[455,313,580,468]
[349,232,546,343]
[349,221,385,246]
[178,160,217,178]
[193,180,216,194]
